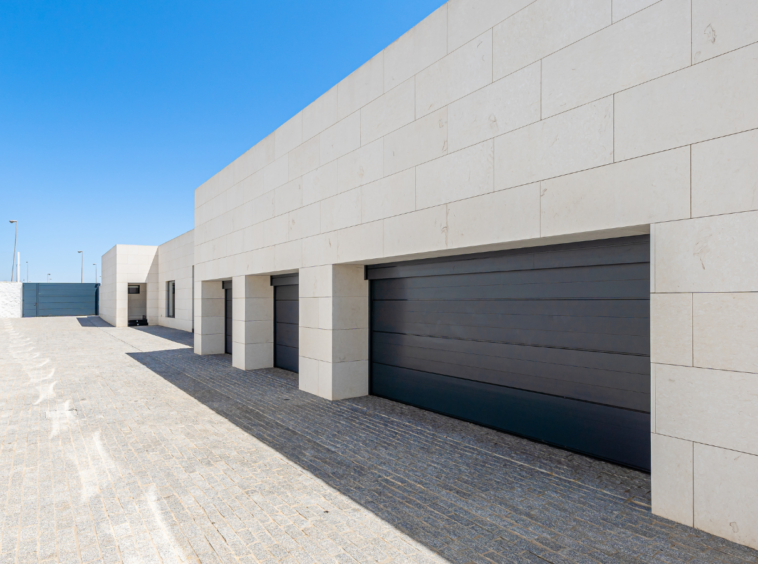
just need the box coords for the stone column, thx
[299,264,369,400]
[194,280,224,355]
[232,275,274,370]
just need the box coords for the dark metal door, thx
[225,288,232,354]
[273,274,299,373]
[368,236,651,471]
[22,283,99,317]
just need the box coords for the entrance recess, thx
[367,236,651,471]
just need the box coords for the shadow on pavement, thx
[125,347,758,564]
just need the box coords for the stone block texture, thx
[100,232,193,330]
[0,282,22,319]
[110,0,758,550]
[99,244,159,327]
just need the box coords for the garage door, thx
[368,236,651,471]
[273,274,299,373]
[224,284,232,354]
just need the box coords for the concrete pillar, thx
[194,280,224,355]
[299,264,369,400]
[232,275,274,370]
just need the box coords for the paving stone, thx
[2,317,758,563]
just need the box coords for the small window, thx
[128,285,140,295]
[166,281,176,318]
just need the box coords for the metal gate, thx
[22,283,100,317]
[367,236,651,471]
[273,274,299,373]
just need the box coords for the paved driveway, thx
[1,317,756,564]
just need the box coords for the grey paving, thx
[1,317,756,564]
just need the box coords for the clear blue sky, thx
[0,0,446,283]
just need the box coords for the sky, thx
[0,0,447,283]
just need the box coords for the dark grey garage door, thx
[368,236,651,471]
[23,283,99,317]
[273,274,299,373]
[224,285,233,354]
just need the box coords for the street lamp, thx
[77,251,83,283]
[93,263,97,284]
[9,220,17,282]
[47,273,51,282]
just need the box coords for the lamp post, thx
[93,263,97,283]
[9,220,17,282]
[77,251,83,283]
[47,273,51,282]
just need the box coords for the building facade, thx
[100,0,758,550]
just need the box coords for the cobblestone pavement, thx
[2,317,757,564]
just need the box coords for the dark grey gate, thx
[273,274,299,373]
[367,236,651,471]
[22,283,99,317]
[224,282,233,354]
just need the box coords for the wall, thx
[168,0,758,548]
[157,230,195,332]
[99,244,159,327]
[0,282,22,319]
[99,247,117,325]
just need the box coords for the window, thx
[166,281,176,318]
[128,285,140,294]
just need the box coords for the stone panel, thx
[692,0,758,63]
[495,97,614,189]
[694,443,758,550]
[655,211,758,293]
[692,128,758,218]
[651,293,693,367]
[655,364,758,456]
[694,293,758,373]
[540,147,690,237]
[494,0,611,80]
[416,140,494,209]
[651,433,694,526]
[448,62,540,153]
[615,42,758,161]
[415,30,492,118]
[447,184,540,249]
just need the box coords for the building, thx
[100,0,758,550]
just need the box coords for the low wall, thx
[0,282,22,318]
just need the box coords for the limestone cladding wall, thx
[188,0,758,548]
[0,282,22,319]
[99,247,118,326]
[98,245,158,327]
[157,230,194,332]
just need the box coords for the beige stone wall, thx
[157,230,194,332]
[98,245,159,327]
[187,0,758,548]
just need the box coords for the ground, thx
[1,317,756,564]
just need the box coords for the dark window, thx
[166,281,176,318]
[128,285,140,295]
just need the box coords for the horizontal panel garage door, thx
[368,236,650,471]
[273,274,299,373]
[23,283,100,317]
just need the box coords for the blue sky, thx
[0,0,446,282]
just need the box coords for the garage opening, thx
[272,274,299,373]
[223,280,232,354]
[127,284,148,326]
[367,236,651,471]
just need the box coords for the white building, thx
[101,0,758,550]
